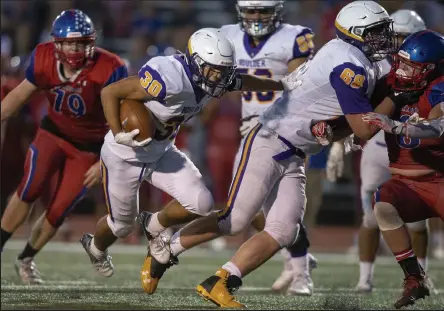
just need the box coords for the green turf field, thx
[1,240,443,310]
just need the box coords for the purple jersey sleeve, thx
[292,28,315,60]
[330,62,372,114]
[138,64,167,101]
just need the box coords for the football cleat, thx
[139,211,172,264]
[355,280,373,293]
[80,233,114,277]
[287,273,313,296]
[141,253,178,294]
[196,269,246,308]
[271,269,293,292]
[394,275,430,309]
[15,257,43,285]
[308,253,318,272]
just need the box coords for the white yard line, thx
[4,240,444,267]
[1,283,442,294]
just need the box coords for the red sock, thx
[394,248,415,262]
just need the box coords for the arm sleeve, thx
[25,48,38,86]
[138,62,167,102]
[428,82,444,108]
[103,65,128,88]
[291,28,315,60]
[329,62,372,114]
[403,116,444,138]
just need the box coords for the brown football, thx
[120,99,156,142]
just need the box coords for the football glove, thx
[114,129,152,147]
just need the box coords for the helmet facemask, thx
[186,51,237,98]
[236,4,283,37]
[359,20,397,62]
[388,54,438,91]
[53,35,96,70]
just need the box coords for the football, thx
[120,99,156,142]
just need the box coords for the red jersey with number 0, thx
[385,77,444,171]
[25,42,128,143]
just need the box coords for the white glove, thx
[280,73,303,91]
[239,116,259,137]
[362,112,403,134]
[326,141,345,182]
[344,134,362,154]
[114,129,152,147]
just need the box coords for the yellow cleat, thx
[140,253,178,294]
[196,269,246,308]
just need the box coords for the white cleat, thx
[355,280,373,293]
[308,253,318,273]
[425,275,439,295]
[80,233,114,277]
[15,257,43,285]
[271,269,294,292]
[139,211,172,265]
[287,273,314,296]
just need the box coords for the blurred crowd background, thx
[1,0,444,252]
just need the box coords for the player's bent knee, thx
[373,202,404,231]
[190,188,214,217]
[218,214,252,236]
[264,222,300,247]
[406,220,427,232]
[107,217,134,238]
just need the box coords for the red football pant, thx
[16,129,98,227]
[374,173,444,222]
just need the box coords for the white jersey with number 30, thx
[104,54,212,163]
[219,24,314,119]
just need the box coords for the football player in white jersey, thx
[219,0,317,296]
[78,28,294,281]
[139,1,400,307]
[325,9,432,293]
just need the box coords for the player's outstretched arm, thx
[363,104,444,138]
[101,75,153,136]
[237,74,286,92]
[1,79,38,122]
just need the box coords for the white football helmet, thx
[236,0,284,37]
[390,9,426,37]
[186,28,237,98]
[335,0,397,62]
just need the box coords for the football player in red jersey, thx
[0,9,128,284]
[362,30,444,309]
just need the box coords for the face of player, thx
[61,41,86,55]
[242,8,274,23]
[199,64,235,97]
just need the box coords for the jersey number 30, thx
[237,68,275,104]
[51,89,86,117]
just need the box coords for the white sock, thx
[90,237,105,257]
[170,231,186,257]
[359,261,374,284]
[222,261,242,278]
[147,212,166,236]
[290,255,308,276]
[418,257,428,272]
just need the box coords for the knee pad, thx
[265,221,300,247]
[287,222,310,254]
[106,215,135,238]
[406,220,427,232]
[190,188,214,217]
[373,202,404,231]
